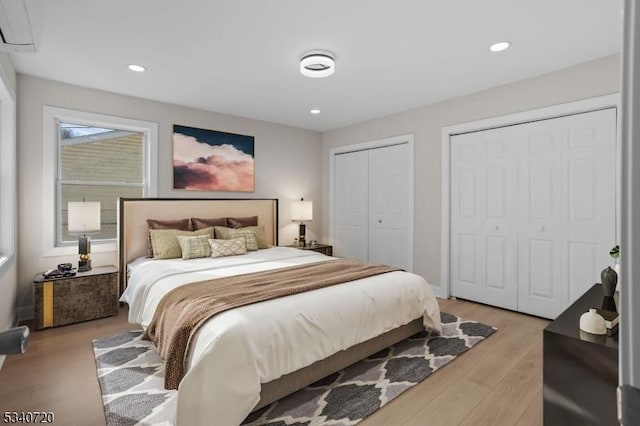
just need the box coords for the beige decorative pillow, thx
[177,235,212,260]
[228,228,259,251]
[215,225,268,249]
[208,238,247,258]
[150,227,214,259]
[146,218,191,257]
[213,226,232,240]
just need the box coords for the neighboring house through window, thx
[42,107,158,256]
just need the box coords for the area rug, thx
[93,312,495,426]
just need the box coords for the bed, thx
[118,198,441,426]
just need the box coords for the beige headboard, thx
[118,198,278,293]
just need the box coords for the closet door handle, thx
[494,225,500,231]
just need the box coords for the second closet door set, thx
[333,142,412,272]
[450,108,617,319]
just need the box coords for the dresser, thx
[543,284,618,425]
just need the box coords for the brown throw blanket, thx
[143,259,399,389]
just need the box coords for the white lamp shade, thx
[68,201,101,234]
[292,200,313,222]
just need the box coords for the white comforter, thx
[122,247,441,426]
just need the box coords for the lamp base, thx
[298,223,306,247]
[78,235,92,272]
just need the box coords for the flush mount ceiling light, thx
[128,64,146,72]
[310,109,321,114]
[489,41,511,52]
[300,52,335,78]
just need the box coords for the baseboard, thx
[17,305,33,323]
[432,285,448,299]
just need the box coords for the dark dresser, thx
[543,284,618,425]
[33,265,119,330]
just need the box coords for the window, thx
[0,72,16,271]
[58,123,144,243]
[43,107,157,256]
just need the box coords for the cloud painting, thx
[173,125,255,192]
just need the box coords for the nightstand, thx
[33,265,119,330]
[291,243,333,256]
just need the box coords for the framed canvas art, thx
[173,125,255,192]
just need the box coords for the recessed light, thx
[310,109,321,114]
[128,64,146,72]
[300,52,335,78]
[489,41,511,52]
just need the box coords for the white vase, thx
[579,308,607,335]
[614,263,621,292]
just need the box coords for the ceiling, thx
[11,0,624,131]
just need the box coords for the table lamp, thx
[68,200,101,272]
[292,198,312,247]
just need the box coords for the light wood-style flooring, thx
[0,298,549,426]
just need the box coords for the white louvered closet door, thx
[450,127,519,310]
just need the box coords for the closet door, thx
[450,127,518,309]
[334,150,369,261]
[518,108,617,318]
[368,143,411,271]
[517,119,565,317]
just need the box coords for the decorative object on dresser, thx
[68,200,101,272]
[600,266,618,297]
[544,283,618,425]
[579,308,606,335]
[33,265,118,330]
[291,198,312,247]
[172,124,255,192]
[609,244,621,292]
[292,242,333,256]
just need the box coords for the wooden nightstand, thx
[33,265,119,330]
[291,243,333,256]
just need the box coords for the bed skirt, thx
[255,317,424,410]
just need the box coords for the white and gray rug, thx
[93,312,496,426]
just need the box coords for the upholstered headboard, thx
[118,198,279,293]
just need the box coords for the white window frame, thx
[42,106,158,257]
[0,73,16,272]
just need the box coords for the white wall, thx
[16,75,322,317]
[0,51,17,370]
[322,54,621,296]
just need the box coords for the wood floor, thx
[0,298,549,426]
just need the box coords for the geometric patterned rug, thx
[92,312,496,426]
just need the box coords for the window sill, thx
[0,254,15,275]
[43,241,117,258]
